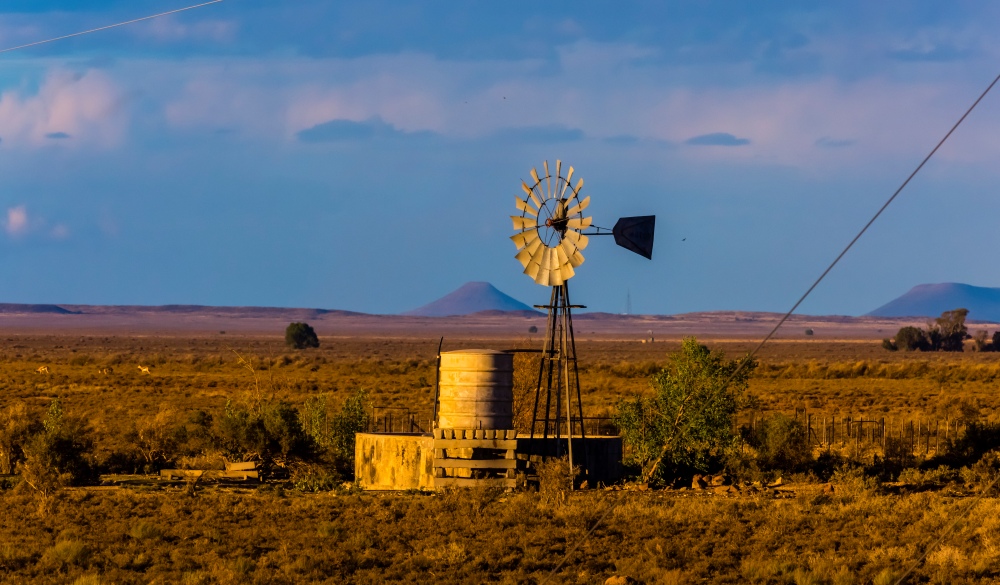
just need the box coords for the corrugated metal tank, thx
[437,349,514,430]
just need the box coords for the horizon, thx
[3,3,1000,315]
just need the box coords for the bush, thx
[18,400,97,495]
[614,337,756,484]
[285,322,319,349]
[895,326,928,351]
[300,389,370,477]
[881,338,897,351]
[214,399,311,468]
[746,414,812,473]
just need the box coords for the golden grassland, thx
[3,332,1000,583]
[3,478,1000,583]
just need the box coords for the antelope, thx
[35,366,49,374]
[137,365,151,375]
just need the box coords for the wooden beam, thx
[435,459,519,469]
[435,477,517,489]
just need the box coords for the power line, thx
[0,0,225,56]
[542,68,1000,583]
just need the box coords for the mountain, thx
[0,304,78,314]
[866,283,1000,321]
[403,282,538,317]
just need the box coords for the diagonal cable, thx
[0,0,225,56]
[542,68,1000,584]
[894,472,1000,584]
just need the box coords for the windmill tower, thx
[510,160,655,477]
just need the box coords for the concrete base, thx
[355,432,624,490]
[355,433,435,491]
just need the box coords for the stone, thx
[605,577,638,585]
[692,474,707,490]
[768,477,784,488]
[710,474,726,486]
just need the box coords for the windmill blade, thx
[570,178,584,197]
[543,160,551,201]
[515,236,544,267]
[510,228,539,249]
[511,216,537,230]
[521,181,542,208]
[524,254,542,280]
[559,238,585,267]
[566,195,590,217]
[560,166,575,199]
[515,196,538,216]
[558,258,576,282]
[555,245,575,281]
[612,215,656,260]
[563,229,589,251]
[566,216,592,230]
[530,167,541,188]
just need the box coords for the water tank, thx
[437,349,514,430]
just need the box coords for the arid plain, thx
[3,307,1000,584]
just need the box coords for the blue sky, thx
[2,1,1000,316]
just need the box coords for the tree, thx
[895,326,928,351]
[928,308,968,352]
[613,337,757,485]
[285,322,319,349]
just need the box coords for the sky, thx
[2,1,1000,316]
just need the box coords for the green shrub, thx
[747,414,812,473]
[285,322,319,349]
[614,337,756,484]
[19,399,97,495]
[895,326,928,351]
[214,399,311,467]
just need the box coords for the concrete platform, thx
[355,431,623,490]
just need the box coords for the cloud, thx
[296,116,436,142]
[492,124,584,143]
[4,206,28,237]
[0,69,127,148]
[685,132,751,146]
[815,136,855,148]
[889,43,972,62]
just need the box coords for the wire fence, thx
[367,408,619,437]
[744,411,973,456]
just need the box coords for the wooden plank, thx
[435,477,517,489]
[160,469,203,479]
[225,461,257,471]
[434,458,518,469]
[434,439,517,449]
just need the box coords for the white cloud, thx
[0,69,127,148]
[4,205,28,237]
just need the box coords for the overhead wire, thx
[542,68,1000,584]
[0,0,225,56]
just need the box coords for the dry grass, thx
[1,333,1000,581]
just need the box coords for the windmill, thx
[510,160,655,478]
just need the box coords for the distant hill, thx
[867,283,1000,321]
[403,282,539,317]
[0,304,78,314]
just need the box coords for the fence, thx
[745,412,972,456]
[368,407,618,437]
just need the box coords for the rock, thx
[713,485,735,495]
[637,483,649,492]
[822,483,835,494]
[605,577,638,585]
[768,477,784,488]
[751,480,763,489]
[711,474,726,486]
[692,475,707,490]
